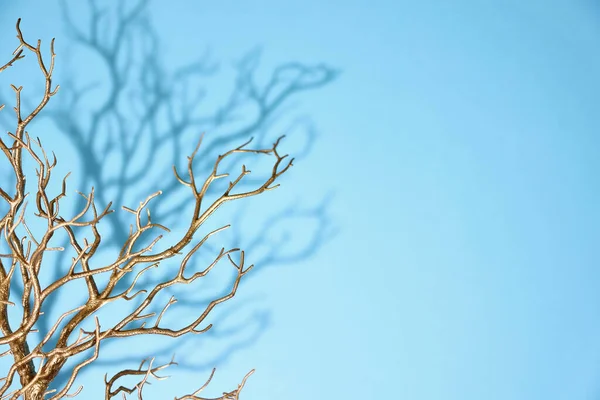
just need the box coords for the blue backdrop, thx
[1,1,599,399]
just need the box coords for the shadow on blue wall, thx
[0,0,338,393]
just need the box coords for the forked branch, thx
[104,357,254,400]
[0,18,295,400]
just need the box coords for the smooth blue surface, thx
[1,1,600,399]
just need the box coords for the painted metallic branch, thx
[0,19,293,399]
[12,0,336,388]
[104,357,254,400]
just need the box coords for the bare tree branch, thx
[0,0,338,390]
[0,17,307,399]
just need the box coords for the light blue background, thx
[1,1,600,399]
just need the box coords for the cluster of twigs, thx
[0,18,296,399]
[18,0,335,390]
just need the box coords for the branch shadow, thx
[0,0,338,394]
